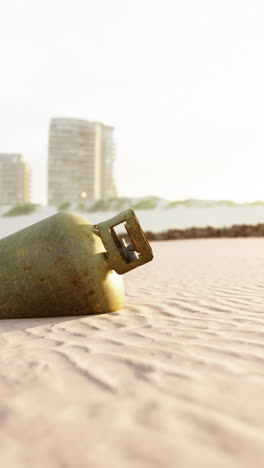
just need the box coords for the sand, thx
[1,238,264,467]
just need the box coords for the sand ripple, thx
[1,238,264,467]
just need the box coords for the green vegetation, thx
[89,199,113,212]
[166,199,196,208]
[242,201,264,206]
[215,200,237,206]
[89,197,131,212]
[3,203,39,217]
[89,196,161,212]
[51,197,264,213]
[77,202,86,211]
[132,197,159,210]
[58,201,71,211]
[167,199,239,208]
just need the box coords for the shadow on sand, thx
[0,315,95,334]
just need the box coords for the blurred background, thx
[0,0,264,232]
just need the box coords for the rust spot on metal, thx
[80,289,95,303]
[0,210,150,318]
[71,278,80,287]
[54,257,62,265]
[81,293,89,301]
[97,209,153,274]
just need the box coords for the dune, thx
[0,238,264,467]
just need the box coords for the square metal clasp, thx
[96,209,153,274]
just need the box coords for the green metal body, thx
[0,211,124,318]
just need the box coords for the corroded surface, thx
[97,209,153,274]
[0,212,124,318]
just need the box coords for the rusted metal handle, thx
[96,209,153,274]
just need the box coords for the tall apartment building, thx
[48,118,116,205]
[0,154,30,205]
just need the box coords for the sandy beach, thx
[1,237,264,467]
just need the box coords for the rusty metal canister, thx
[0,209,153,319]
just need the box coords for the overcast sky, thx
[0,0,264,203]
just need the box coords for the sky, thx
[0,0,264,204]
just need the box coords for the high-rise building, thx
[48,118,116,206]
[0,154,30,205]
